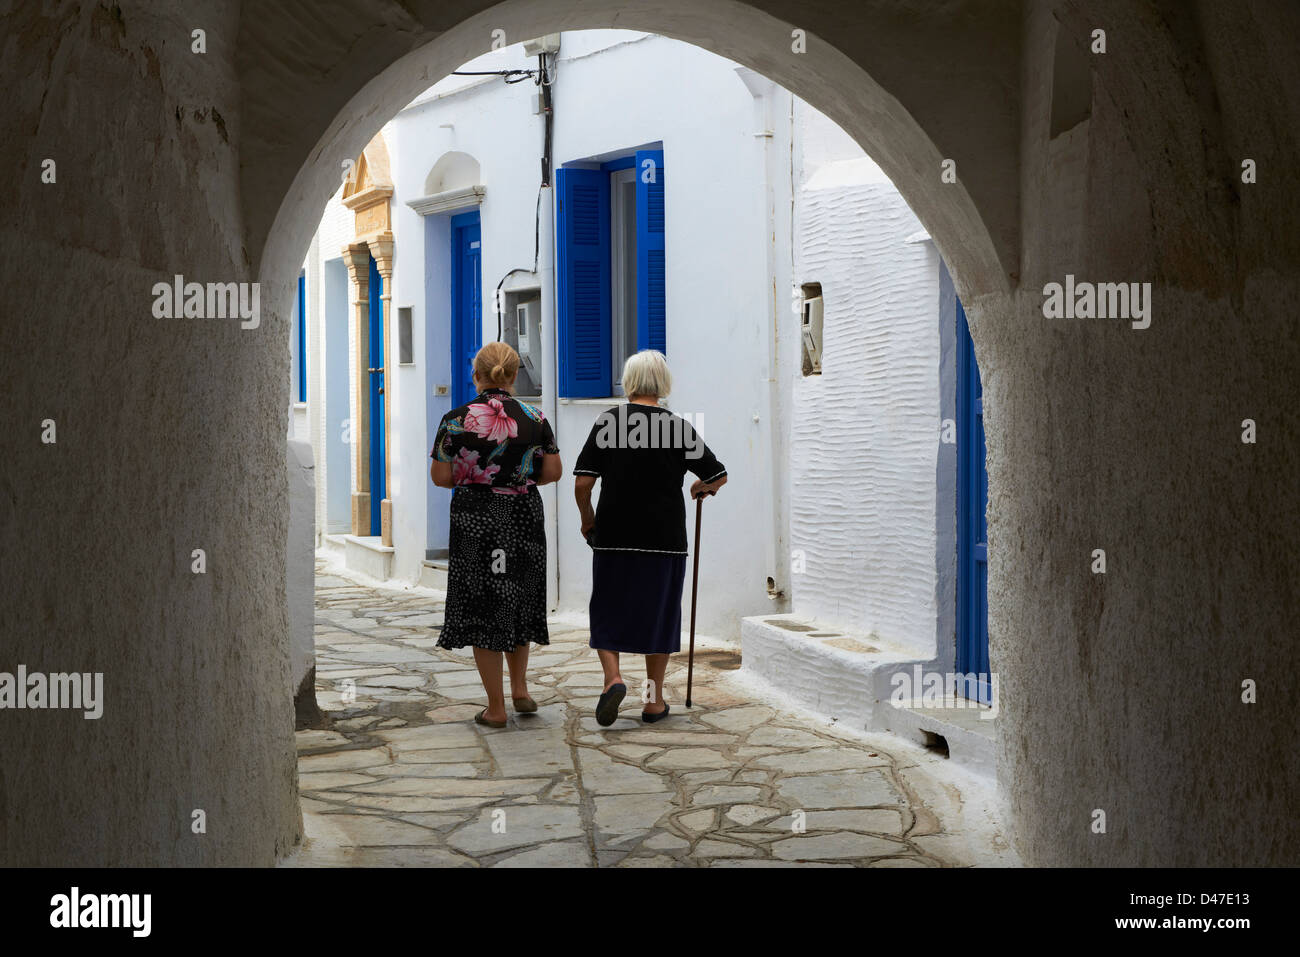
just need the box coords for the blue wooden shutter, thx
[635,149,666,354]
[557,166,611,397]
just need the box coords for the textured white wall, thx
[789,104,942,656]
[286,438,316,695]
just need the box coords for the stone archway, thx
[250,0,1013,312]
[10,0,1294,868]
[252,0,1015,856]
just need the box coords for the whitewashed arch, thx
[425,150,481,195]
[258,0,1009,317]
[409,150,486,215]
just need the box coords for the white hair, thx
[621,349,673,399]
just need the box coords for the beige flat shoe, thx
[513,696,538,714]
[475,708,507,728]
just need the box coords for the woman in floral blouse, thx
[430,342,562,728]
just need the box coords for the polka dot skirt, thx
[437,484,550,652]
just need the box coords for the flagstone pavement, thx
[281,561,1012,868]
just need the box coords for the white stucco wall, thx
[544,33,780,637]
[286,438,316,695]
[788,101,943,657]
[302,178,366,542]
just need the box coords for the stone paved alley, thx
[282,561,1015,867]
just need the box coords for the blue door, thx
[956,297,990,703]
[296,272,307,402]
[451,211,482,407]
[367,254,385,537]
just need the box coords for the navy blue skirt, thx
[589,551,687,655]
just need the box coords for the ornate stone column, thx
[341,137,395,544]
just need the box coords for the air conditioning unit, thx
[516,298,543,383]
[801,294,823,374]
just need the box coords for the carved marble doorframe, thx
[341,139,396,545]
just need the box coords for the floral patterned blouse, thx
[432,388,559,493]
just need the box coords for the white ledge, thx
[406,185,486,216]
[343,534,394,554]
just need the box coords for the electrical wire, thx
[493,183,542,341]
[450,69,538,84]
[478,44,556,342]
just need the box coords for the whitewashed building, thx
[290,30,988,745]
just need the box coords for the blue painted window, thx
[556,148,665,397]
[296,272,306,403]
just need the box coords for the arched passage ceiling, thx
[238,0,1021,304]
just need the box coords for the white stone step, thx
[343,535,394,581]
[419,559,449,590]
[740,613,996,776]
[879,696,996,777]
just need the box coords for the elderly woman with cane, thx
[573,350,728,725]
[430,342,563,728]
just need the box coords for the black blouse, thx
[573,403,727,554]
[432,389,559,491]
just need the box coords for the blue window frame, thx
[556,148,666,398]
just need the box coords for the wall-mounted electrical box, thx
[398,306,414,365]
[523,34,561,56]
[800,282,823,375]
[503,290,543,397]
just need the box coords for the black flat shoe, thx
[474,708,507,729]
[642,703,671,724]
[595,683,627,727]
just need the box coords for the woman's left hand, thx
[690,479,717,499]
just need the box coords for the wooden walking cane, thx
[685,493,704,708]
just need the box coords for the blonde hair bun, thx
[473,342,521,390]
